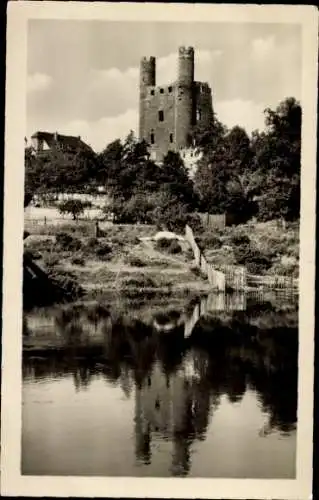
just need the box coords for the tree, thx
[253,97,301,222]
[97,138,124,188]
[98,132,156,201]
[24,142,99,199]
[59,199,90,220]
[158,151,198,209]
[24,147,40,207]
[193,98,301,224]
[191,113,227,153]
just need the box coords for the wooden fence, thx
[247,273,298,290]
[219,265,247,290]
[196,213,226,230]
[185,225,225,291]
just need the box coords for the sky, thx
[27,20,302,152]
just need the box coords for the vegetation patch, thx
[155,237,182,254]
[123,255,146,267]
[56,231,82,251]
[71,256,86,266]
[196,220,299,277]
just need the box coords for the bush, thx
[95,242,112,259]
[233,239,272,274]
[186,214,203,233]
[155,237,172,250]
[231,234,250,246]
[56,232,82,251]
[86,237,99,248]
[246,258,272,274]
[119,274,157,289]
[155,237,182,254]
[168,240,182,254]
[124,255,146,267]
[71,256,85,266]
[196,233,223,250]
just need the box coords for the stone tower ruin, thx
[139,46,213,162]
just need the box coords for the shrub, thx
[119,274,157,289]
[196,233,223,250]
[186,214,203,233]
[246,258,272,275]
[155,237,172,250]
[231,234,250,246]
[155,237,182,254]
[168,240,182,254]
[95,243,112,259]
[56,232,82,251]
[124,255,146,267]
[86,237,99,248]
[234,241,272,274]
[71,256,85,266]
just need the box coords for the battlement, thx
[140,56,156,88]
[141,56,156,64]
[178,46,194,57]
[195,81,211,93]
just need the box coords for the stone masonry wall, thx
[141,83,177,162]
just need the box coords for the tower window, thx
[168,86,173,93]
[150,89,155,96]
[160,88,164,94]
[169,133,173,143]
[150,133,155,144]
[196,109,201,121]
[158,110,164,122]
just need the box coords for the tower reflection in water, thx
[23,290,298,477]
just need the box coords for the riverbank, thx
[24,218,299,306]
[24,222,213,301]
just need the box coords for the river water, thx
[22,290,298,478]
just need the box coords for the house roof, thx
[31,131,92,151]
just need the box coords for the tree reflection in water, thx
[23,293,298,476]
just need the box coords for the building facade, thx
[139,46,214,162]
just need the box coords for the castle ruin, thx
[139,46,213,162]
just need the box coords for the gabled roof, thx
[31,131,92,151]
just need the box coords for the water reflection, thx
[22,291,298,477]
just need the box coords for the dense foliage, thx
[25,97,301,227]
[193,97,301,224]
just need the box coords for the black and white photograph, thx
[1,2,317,499]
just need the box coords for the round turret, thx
[178,46,194,87]
[140,56,156,89]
